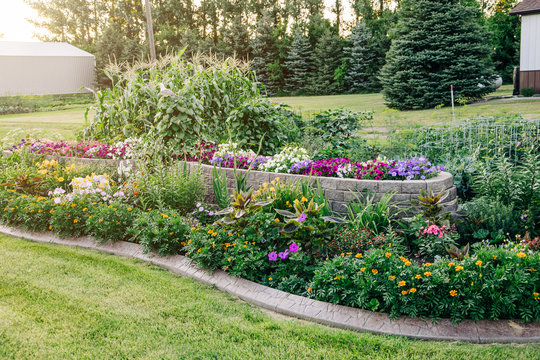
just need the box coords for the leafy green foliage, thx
[49,197,91,238]
[521,88,536,97]
[216,189,273,231]
[86,202,139,243]
[129,210,193,256]
[347,191,401,234]
[310,246,540,322]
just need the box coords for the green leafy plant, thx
[212,166,229,210]
[215,189,273,231]
[49,197,91,238]
[521,87,535,97]
[129,210,194,256]
[86,202,139,243]
[347,191,402,234]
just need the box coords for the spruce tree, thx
[251,12,278,94]
[380,0,496,110]
[309,28,344,95]
[284,27,313,94]
[344,22,377,93]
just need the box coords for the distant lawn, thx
[0,107,91,142]
[0,234,538,360]
[272,85,540,129]
[0,85,538,144]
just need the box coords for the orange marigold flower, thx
[398,280,406,287]
[73,219,79,223]
[448,262,455,267]
[450,290,458,297]
[388,275,396,281]
[455,266,464,271]
[372,269,378,274]
[423,262,432,267]
[415,274,421,279]
[517,252,526,258]
[268,277,272,281]
[385,252,391,258]
[401,290,408,295]
[409,288,417,293]
[475,260,482,266]
[424,271,432,276]
[355,253,362,258]
[307,287,312,293]
[360,267,366,272]
[404,260,412,266]
[533,292,539,297]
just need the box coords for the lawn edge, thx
[1,224,538,344]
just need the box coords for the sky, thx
[0,0,41,41]
[0,0,355,42]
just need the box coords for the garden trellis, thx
[389,115,540,160]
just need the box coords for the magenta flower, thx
[298,213,307,222]
[268,252,278,261]
[278,250,289,260]
[289,242,299,253]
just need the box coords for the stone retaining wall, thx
[183,162,458,214]
[26,154,458,214]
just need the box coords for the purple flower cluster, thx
[387,156,445,180]
[289,157,443,181]
[268,242,299,261]
[210,154,271,170]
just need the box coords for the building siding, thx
[0,56,94,96]
[520,13,540,71]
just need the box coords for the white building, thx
[511,0,540,93]
[0,41,94,96]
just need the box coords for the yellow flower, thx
[409,288,417,293]
[275,218,279,223]
[404,260,412,266]
[385,252,391,258]
[533,292,539,297]
[355,253,362,258]
[415,274,421,279]
[262,183,268,188]
[450,289,458,297]
[268,277,272,281]
[448,262,455,267]
[227,258,232,262]
[300,196,308,203]
[191,227,196,231]
[73,219,79,223]
[493,255,497,260]
[455,266,464,272]
[424,271,432,276]
[57,177,64,182]
[128,208,132,211]
[49,209,54,213]
[401,290,408,295]
[307,287,312,293]
[49,225,52,230]
[360,267,366,272]
[423,262,432,267]
[398,280,406,287]
[517,252,526,258]
[371,269,378,274]
[388,275,396,281]
[475,260,482,266]
[161,214,168,218]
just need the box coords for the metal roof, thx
[0,41,94,57]
[510,0,540,15]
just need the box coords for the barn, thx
[511,0,540,94]
[0,41,94,96]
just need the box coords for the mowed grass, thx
[0,234,538,360]
[272,85,540,129]
[0,107,91,141]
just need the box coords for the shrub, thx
[309,246,540,322]
[459,197,520,243]
[129,210,195,256]
[327,226,399,257]
[49,197,92,238]
[86,202,139,243]
[521,87,535,97]
[226,98,289,154]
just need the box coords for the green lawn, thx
[0,85,538,144]
[0,235,538,359]
[0,107,91,142]
[272,85,540,129]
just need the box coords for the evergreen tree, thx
[250,12,278,94]
[308,28,344,95]
[344,22,377,93]
[380,0,496,110]
[284,27,313,94]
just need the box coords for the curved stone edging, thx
[1,225,538,344]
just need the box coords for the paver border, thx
[1,225,538,344]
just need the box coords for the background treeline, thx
[26,0,520,95]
